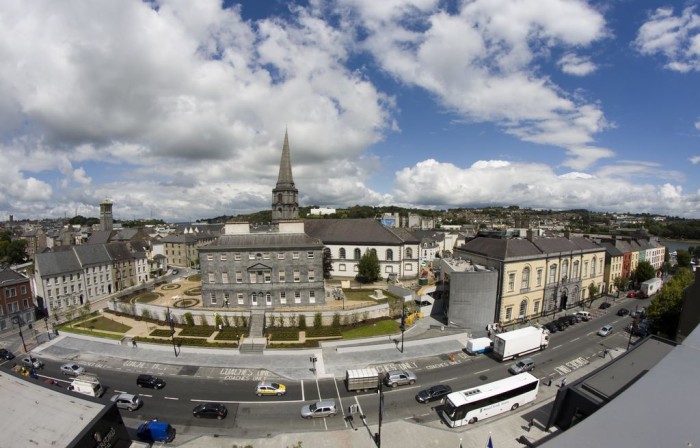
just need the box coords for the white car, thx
[60,363,85,376]
[598,325,613,337]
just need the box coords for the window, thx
[307,251,314,259]
[308,270,315,281]
[236,272,243,283]
[508,273,515,292]
[386,249,393,261]
[208,273,215,283]
[4,288,16,298]
[339,264,346,272]
[220,254,227,261]
[584,261,589,277]
[277,252,285,260]
[210,293,217,305]
[370,248,377,257]
[533,300,540,314]
[8,302,19,313]
[521,267,530,290]
[591,257,597,276]
[248,253,256,260]
[548,265,557,284]
[237,293,244,305]
[561,260,569,280]
[266,293,272,306]
[354,248,361,260]
[505,307,513,321]
[385,266,393,273]
[294,270,300,282]
[405,263,413,272]
[263,252,270,259]
[22,299,29,308]
[234,253,241,260]
[339,248,346,259]
[250,272,256,283]
[280,291,286,304]
[405,248,413,258]
[221,273,228,283]
[251,293,258,306]
[519,299,527,318]
[309,291,316,303]
[293,252,300,259]
[354,265,359,272]
[279,271,286,282]
[294,291,301,304]
[207,254,214,261]
[264,272,271,283]
[573,261,580,279]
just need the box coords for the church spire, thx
[271,130,299,223]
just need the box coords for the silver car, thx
[21,356,44,369]
[60,363,86,376]
[110,393,143,412]
[301,400,337,419]
[383,370,418,387]
[508,358,535,374]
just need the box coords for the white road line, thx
[441,377,459,383]
[114,390,127,394]
[570,337,580,342]
[164,397,179,400]
[551,344,562,350]
[474,369,490,374]
[301,379,305,402]
[140,394,153,398]
[332,377,348,428]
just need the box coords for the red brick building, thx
[0,268,35,331]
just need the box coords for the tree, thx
[613,276,629,297]
[587,282,599,306]
[357,249,380,283]
[676,250,691,268]
[633,260,656,284]
[645,268,694,338]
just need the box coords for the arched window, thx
[521,267,530,290]
[519,299,528,317]
[562,260,569,280]
[370,248,377,257]
[548,264,557,284]
[386,249,393,261]
[405,248,413,258]
[354,248,361,260]
[339,248,346,259]
[573,260,580,279]
[591,257,597,276]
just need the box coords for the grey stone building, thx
[199,132,326,308]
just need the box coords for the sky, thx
[0,0,699,222]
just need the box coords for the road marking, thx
[441,377,459,383]
[141,394,153,398]
[301,379,305,402]
[551,344,562,350]
[474,369,490,374]
[554,366,571,375]
[570,337,580,342]
[114,390,127,394]
[164,397,179,400]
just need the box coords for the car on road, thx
[21,356,44,369]
[60,363,86,376]
[192,402,228,419]
[415,384,452,403]
[508,358,536,375]
[384,369,417,387]
[575,311,591,321]
[137,374,166,389]
[301,400,337,419]
[598,325,614,337]
[598,302,611,309]
[255,381,287,396]
[111,393,143,411]
[543,322,558,333]
[0,348,15,360]
[617,308,630,317]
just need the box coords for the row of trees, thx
[646,268,695,339]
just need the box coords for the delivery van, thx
[68,373,104,398]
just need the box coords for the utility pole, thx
[167,307,178,357]
[375,379,384,447]
[12,315,27,353]
[400,306,406,353]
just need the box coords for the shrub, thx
[150,329,172,337]
[298,314,307,330]
[278,313,285,328]
[198,314,209,326]
[241,316,247,328]
[215,314,223,328]
[289,314,297,328]
[313,313,322,329]
[141,309,152,320]
[215,328,241,341]
[223,315,230,327]
[332,313,341,329]
[179,326,215,337]
[183,312,195,327]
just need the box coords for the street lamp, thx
[11,315,27,353]
[44,317,50,341]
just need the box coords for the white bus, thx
[441,373,539,427]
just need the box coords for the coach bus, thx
[441,373,539,427]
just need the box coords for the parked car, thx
[508,358,536,374]
[136,420,176,443]
[575,311,591,321]
[383,370,417,387]
[630,309,646,319]
[137,374,166,389]
[111,393,143,412]
[599,302,611,309]
[0,348,15,360]
[561,315,577,325]
[301,400,337,419]
[171,269,178,275]
[616,308,630,317]
[255,381,287,396]
[60,363,86,376]
[627,290,636,298]
[192,402,228,419]
[415,384,452,403]
[21,356,44,369]
[598,325,614,337]
[543,322,558,333]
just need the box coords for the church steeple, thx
[272,130,299,223]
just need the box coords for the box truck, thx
[346,368,380,392]
[640,278,663,298]
[68,373,104,398]
[465,337,493,355]
[493,326,550,361]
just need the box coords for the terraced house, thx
[454,231,606,326]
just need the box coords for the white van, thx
[575,311,591,321]
[68,373,104,398]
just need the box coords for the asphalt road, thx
[1,296,650,439]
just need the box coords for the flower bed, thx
[266,328,301,341]
[178,326,215,337]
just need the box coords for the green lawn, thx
[136,292,160,303]
[75,316,132,333]
[341,319,399,339]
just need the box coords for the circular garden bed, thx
[173,298,200,308]
[184,287,201,296]
[161,283,181,291]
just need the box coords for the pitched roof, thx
[459,237,542,259]
[105,242,134,261]
[35,250,82,276]
[599,242,625,257]
[304,219,411,245]
[0,268,27,284]
[73,244,111,266]
[87,230,112,245]
[207,232,322,249]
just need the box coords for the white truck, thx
[68,373,104,398]
[465,337,493,355]
[640,278,663,298]
[493,326,550,361]
[346,368,380,392]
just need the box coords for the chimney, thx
[526,229,534,242]
[564,230,570,239]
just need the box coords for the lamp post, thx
[44,317,50,341]
[11,315,27,353]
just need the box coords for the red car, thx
[627,291,636,298]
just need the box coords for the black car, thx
[0,348,15,360]
[415,384,453,403]
[192,402,228,419]
[562,315,577,325]
[617,308,630,316]
[599,302,611,309]
[544,322,558,333]
[137,374,166,389]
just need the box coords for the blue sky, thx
[0,0,699,222]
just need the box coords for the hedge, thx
[266,329,300,341]
[134,336,237,348]
[214,329,243,341]
[305,327,341,338]
[178,326,216,337]
[267,340,319,349]
[149,329,173,337]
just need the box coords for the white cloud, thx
[558,53,597,76]
[634,6,700,72]
[690,156,700,164]
[695,119,700,130]
[335,0,611,168]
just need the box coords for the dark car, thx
[554,320,568,331]
[416,384,452,403]
[0,348,15,360]
[544,322,558,333]
[599,302,611,309]
[562,315,577,325]
[192,402,228,419]
[137,374,166,389]
[617,308,630,316]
